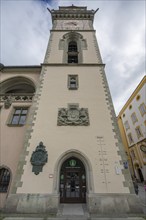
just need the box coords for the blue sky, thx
[1,0,145,115]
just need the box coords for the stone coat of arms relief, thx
[57,104,89,126]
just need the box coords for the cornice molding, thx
[50,30,96,32]
[1,66,41,73]
[41,63,105,67]
[118,76,146,117]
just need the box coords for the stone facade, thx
[118,76,146,182]
[0,5,143,215]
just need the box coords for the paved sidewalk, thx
[1,217,145,220]
[138,184,146,215]
[1,204,145,220]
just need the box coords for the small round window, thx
[136,95,140,101]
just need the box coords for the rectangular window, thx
[130,149,136,159]
[127,133,134,144]
[131,112,138,124]
[124,121,130,131]
[139,103,146,116]
[10,107,28,125]
[135,126,143,139]
[68,75,78,90]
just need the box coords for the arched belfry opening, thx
[68,41,78,63]
[59,32,87,64]
[60,157,86,203]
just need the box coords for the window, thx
[131,112,138,124]
[127,133,134,144]
[0,168,10,192]
[136,95,140,101]
[68,75,78,90]
[139,103,146,116]
[68,41,78,63]
[130,150,136,159]
[10,107,28,125]
[68,41,77,52]
[124,121,130,131]
[135,126,143,139]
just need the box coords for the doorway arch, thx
[60,157,86,203]
[53,150,94,203]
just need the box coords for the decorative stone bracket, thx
[57,104,89,126]
[30,142,48,175]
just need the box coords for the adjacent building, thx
[118,76,146,183]
[0,5,142,215]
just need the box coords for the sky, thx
[0,0,145,115]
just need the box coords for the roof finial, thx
[47,8,52,14]
[94,8,99,14]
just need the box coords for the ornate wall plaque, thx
[30,142,48,175]
[57,104,89,126]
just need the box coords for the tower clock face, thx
[140,145,146,153]
[64,21,78,26]
[62,21,82,29]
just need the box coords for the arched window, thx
[0,77,36,94]
[68,41,78,63]
[68,41,77,52]
[0,168,10,192]
[59,32,87,64]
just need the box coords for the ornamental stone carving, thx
[57,104,89,126]
[0,94,33,103]
[30,142,48,175]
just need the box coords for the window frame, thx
[130,149,136,159]
[0,167,11,193]
[135,126,143,139]
[68,75,78,90]
[131,112,138,124]
[127,133,134,144]
[7,106,29,126]
[139,103,146,116]
[68,41,78,52]
[124,120,130,131]
[68,40,78,64]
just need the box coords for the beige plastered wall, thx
[17,66,129,195]
[0,70,40,208]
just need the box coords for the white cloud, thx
[114,72,145,115]
[1,0,145,115]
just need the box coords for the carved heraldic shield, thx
[57,104,89,126]
[30,142,48,175]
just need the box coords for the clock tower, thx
[5,5,142,216]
